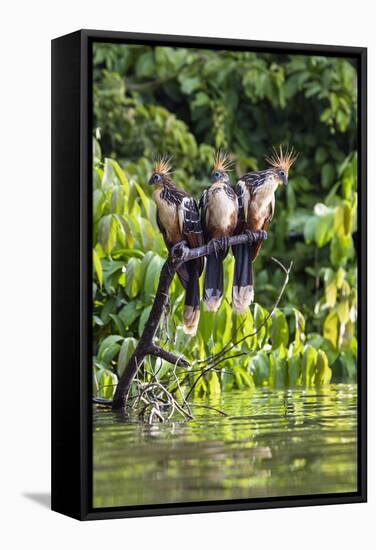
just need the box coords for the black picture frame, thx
[51,29,367,521]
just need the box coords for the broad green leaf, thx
[125,258,142,298]
[314,350,332,385]
[337,299,350,324]
[93,189,105,222]
[119,301,140,328]
[288,354,301,386]
[302,345,318,386]
[323,310,338,348]
[109,159,129,194]
[138,305,152,336]
[251,351,270,386]
[325,276,337,307]
[93,249,103,288]
[145,255,164,297]
[133,180,151,217]
[207,371,221,395]
[110,185,125,215]
[118,337,138,376]
[98,214,117,255]
[270,309,289,348]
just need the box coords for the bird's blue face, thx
[210,170,226,183]
[277,169,288,186]
[149,172,163,185]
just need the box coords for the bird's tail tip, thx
[232,285,254,315]
[203,297,222,313]
[183,306,200,336]
[203,288,223,313]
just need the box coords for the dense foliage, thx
[92,44,358,400]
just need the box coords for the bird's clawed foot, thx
[212,236,229,257]
[245,229,268,243]
[170,240,188,260]
[258,230,268,241]
[219,235,230,253]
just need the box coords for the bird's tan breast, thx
[205,184,238,238]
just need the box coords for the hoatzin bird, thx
[200,151,238,312]
[149,156,204,335]
[232,146,298,314]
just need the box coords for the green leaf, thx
[315,147,328,164]
[118,337,138,376]
[314,350,332,385]
[304,217,317,244]
[330,235,353,266]
[93,189,105,223]
[135,51,155,77]
[207,371,221,395]
[125,258,142,298]
[138,305,152,336]
[110,185,125,214]
[302,345,318,386]
[337,299,350,324]
[133,181,151,217]
[323,311,338,348]
[93,249,103,288]
[321,163,335,188]
[251,351,270,386]
[98,214,117,255]
[288,354,301,386]
[325,273,337,308]
[109,159,129,194]
[270,309,289,348]
[314,212,335,247]
[144,255,164,297]
[119,301,140,328]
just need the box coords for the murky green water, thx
[93,384,357,508]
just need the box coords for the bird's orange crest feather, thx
[153,154,173,175]
[265,145,299,174]
[213,150,233,173]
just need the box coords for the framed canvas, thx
[51,29,367,520]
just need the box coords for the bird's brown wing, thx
[234,181,246,234]
[250,197,274,262]
[156,210,190,289]
[181,197,205,275]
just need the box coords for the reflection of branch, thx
[109,230,267,411]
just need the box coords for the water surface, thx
[93,384,357,508]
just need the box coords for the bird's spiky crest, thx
[153,154,173,176]
[265,145,299,174]
[213,150,233,173]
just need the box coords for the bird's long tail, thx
[232,243,254,314]
[203,252,224,312]
[183,261,201,335]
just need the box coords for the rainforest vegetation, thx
[92,43,358,404]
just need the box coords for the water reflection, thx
[93,384,357,508]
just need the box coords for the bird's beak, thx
[148,177,154,185]
[282,174,288,186]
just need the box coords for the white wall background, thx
[1,1,373,548]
